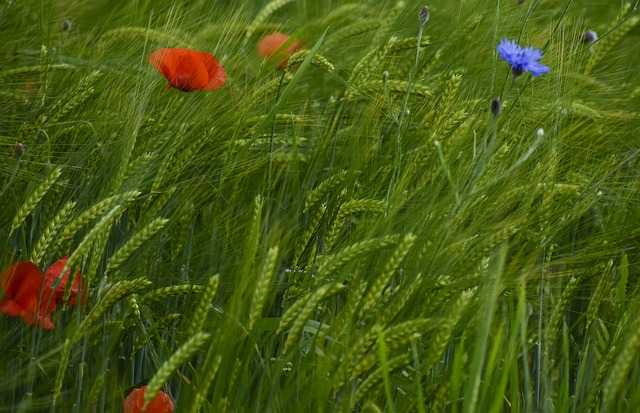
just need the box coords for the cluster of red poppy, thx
[149,32,303,92]
[124,386,174,413]
[0,257,86,329]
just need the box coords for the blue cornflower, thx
[497,39,549,77]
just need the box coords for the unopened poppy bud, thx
[15,143,25,157]
[582,30,597,44]
[61,19,72,32]
[383,70,389,81]
[491,97,501,117]
[419,6,430,25]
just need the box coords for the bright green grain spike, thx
[585,261,613,329]
[253,29,329,137]
[350,318,437,379]
[143,332,211,411]
[283,282,346,353]
[545,275,580,352]
[602,317,640,411]
[360,402,384,413]
[170,205,195,259]
[586,7,639,74]
[0,63,74,78]
[240,194,263,280]
[293,202,326,266]
[139,186,177,225]
[586,342,618,411]
[99,27,191,48]
[304,170,347,212]
[371,1,404,46]
[120,153,155,189]
[59,191,139,248]
[360,233,416,314]
[429,73,462,136]
[277,293,309,334]
[87,373,105,405]
[352,79,431,100]
[71,277,152,345]
[30,201,75,264]
[324,199,386,250]
[389,36,431,53]
[166,137,206,184]
[105,217,168,275]
[126,295,141,319]
[62,204,124,292]
[356,318,434,364]
[347,35,399,94]
[245,0,294,41]
[188,355,222,413]
[618,253,628,314]
[323,3,365,24]
[138,285,201,305]
[54,278,151,400]
[133,313,181,353]
[325,18,381,49]
[249,246,279,330]
[11,166,61,234]
[187,275,220,337]
[49,70,102,121]
[354,354,410,404]
[422,288,475,372]
[316,235,400,283]
[285,50,335,73]
[567,101,603,119]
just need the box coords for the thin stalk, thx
[386,10,428,210]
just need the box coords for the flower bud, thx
[491,97,501,117]
[419,6,430,26]
[62,19,72,32]
[582,30,597,44]
[15,142,25,157]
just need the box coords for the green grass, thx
[1,0,640,411]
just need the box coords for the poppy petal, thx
[0,298,23,317]
[123,387,174,413]
[189,50,226,90]
[258,33,302,70]
[149,48,225,92]
[44,257,86,306]
[1,262,42,298]
[173,51,209,91]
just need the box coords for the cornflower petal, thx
[497,38,549,77]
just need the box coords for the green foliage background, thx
[1,0,640,411]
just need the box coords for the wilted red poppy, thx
[123,386,174,413]
[0,262,57,329]
[149,48,226,92]
[44,256,86,307]
[258,32,303,70]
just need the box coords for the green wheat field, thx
[1,0,640,411]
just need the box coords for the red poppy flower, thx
[149,48,226,92]
[258,32,304,70]
[123,387,174,413]
[0,262,57,329]
[44,256,86,307]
